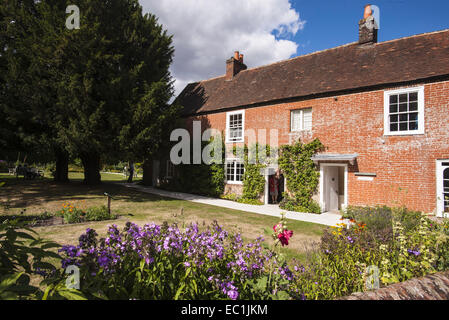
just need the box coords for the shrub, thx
[279,196,321,214]
[343,205,427,233]
[221,193,263,205]
[56,202,117,224]
[85,206,116,222]
[59,221,295,300]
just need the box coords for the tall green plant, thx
[278,139,324,213]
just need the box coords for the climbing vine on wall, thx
[278,138,324,213]
[161,134,225,197]
[233,144,277,201]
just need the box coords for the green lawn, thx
[0,173,326,263]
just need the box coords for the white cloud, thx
[139,0,305,96]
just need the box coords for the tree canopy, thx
[0,0,178,184]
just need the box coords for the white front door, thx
[437,161,449,217]
[324,166,339,212]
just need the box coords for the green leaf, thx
[58,289,87,300]
[0,273,24,292]
[174,283,185,300]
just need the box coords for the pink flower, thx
[277,229,293,246]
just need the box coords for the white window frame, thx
[225,159,244,185]
[226,110,245,143]
[383,86,425,136]
[290,108,312,132]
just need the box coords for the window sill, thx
[226,181,243,185]
[383,131,425,137]
[289,130,312,134]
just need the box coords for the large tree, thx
[0,0,70,180]
[54,0,176,184]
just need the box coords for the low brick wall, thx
[340,272,449,300]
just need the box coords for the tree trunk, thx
[142,158,153,186]
[81,153,101,185]
[54,151,69,182]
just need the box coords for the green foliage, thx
[234,143,276,201]
[287,209,449,299]
[0,217,68,299]
[343,205,426,232]
[221,194,263,205]
[242,163,265,200]
[278,139,324,213]
[161,135,225,197]
[56,203,116,224]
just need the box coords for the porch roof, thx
[311,153,358,165]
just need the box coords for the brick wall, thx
[184,80,449,213]
[340,271,449,300]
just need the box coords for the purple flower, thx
[227,290,239,300]
[407,249,421,256]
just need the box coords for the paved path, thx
[122,183,343,227]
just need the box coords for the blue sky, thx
[288,0,449,56]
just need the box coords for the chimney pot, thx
[226,51,247,80]
[359,5,378,45]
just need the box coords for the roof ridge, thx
[378,28,449,46]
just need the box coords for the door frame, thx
[436,159,449,218]
[319,163,348,213]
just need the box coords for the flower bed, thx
[59,219,294,300]
[54,207,449,300]
[56,202,117,224]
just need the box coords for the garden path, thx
[122,183,343,227]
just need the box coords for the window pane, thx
[409,113,418,121]
[399,103,408,112]
[390,123,398,132]
[389,94,398,104]
[409,121,418,131]
[303,108,312,130]
[390,115,398,123]
[409,92,418,102]
[399,123,408,131]
[444,168,449,179]
[399,94,408,103]
[399,114,408,122]
[409,102,418,111]
[291,110,301,131]
[389,104,398,113]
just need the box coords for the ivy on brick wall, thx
[161,135,225,197]
[233,144,277,201]
[278,138,324,214]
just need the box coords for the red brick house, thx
[163,14,449,216]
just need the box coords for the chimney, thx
[358,4,378,45]
[226,51,247,80]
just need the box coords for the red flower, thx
[277,229,293,246]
